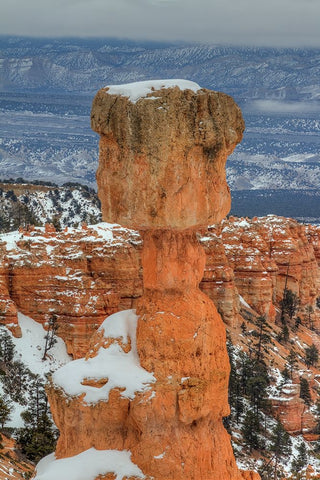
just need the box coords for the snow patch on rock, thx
[34,447,145,480]
[105,79,201,103]
[52,310,155,403]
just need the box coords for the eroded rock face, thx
[91,81,248,479]
[92,81,244,230]
[1,215,319,356]
[36,80,251,480]
[129,230,238,479]
[0,225,142,357]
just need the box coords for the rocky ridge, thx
[1,215,319,355]
[0,215,320,477]
[0,181,101,233]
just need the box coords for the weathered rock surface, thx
[0,224,142,358]
[271,382,316,435]
[207,216,320,327]
[2,215,320,474]
[0,434,34,480]
[40,79,251,480]
[2,83,320,479]
[92,80,244,230]
[1,215,319,357]
[1,214,319,360]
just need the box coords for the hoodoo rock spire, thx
[33,80,260,480]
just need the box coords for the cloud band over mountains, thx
[1,0,320,47]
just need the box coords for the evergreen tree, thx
[226,339,244,423]
[294,316,302,331]
[270,421,292,479]
[299,378,312,406]
[281,366,290,383]
[287,349,298,379]
[291,442,308,476]
[0,328,15,364]
[42,314,59,361]
[241,410,263,451]
[246,359,270,414]
[280,289,299,321]
[305,344,319,368]
[0,394,11,428]
[305,305,314,330]
[277,324,290,344]
[16,376,57,462]
[282,324,290,343]
[251,316,271,363]
[2,360,31,404]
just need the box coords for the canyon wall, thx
[1,216,319,357]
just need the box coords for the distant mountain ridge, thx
[1,36,320,101]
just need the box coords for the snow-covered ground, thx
[0,313,71,428]
[106,79,200,102]
[34,448,145,480]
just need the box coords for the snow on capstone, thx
[33,448,145,480]
[52,309,155,403]
[105,79,201,103]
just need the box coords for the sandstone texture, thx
[91,81,244,230]
[37,79,251,480]
[2,216,320,474]
[1,216,319,357]
[2,82,320,480]
[0,434,34,480]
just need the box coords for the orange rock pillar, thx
[126,229,240,478]
[90,80,255,479]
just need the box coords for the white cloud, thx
[252,100,320,114]
[1,0,320,47]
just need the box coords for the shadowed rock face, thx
[91,83,244,230]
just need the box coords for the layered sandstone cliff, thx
[0,83,319,479]
[0,434,34,480]
[1,216,320,474]
[1,215,319,358]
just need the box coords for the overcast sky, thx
[1,0,320,47]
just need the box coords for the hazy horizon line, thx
[1,33,320,51]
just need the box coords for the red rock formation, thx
[208,216,320,327]
[34,79,258,480]
[0,241,19,334]
[0,434,34,480]
[1,218,320,474]
[0,225,142,357]
[271,383,316,435]
[1,215,319,356]
[91,81,244,230]
[92,80,250,480]
[129,229,237,479]
[200,233,240,327]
